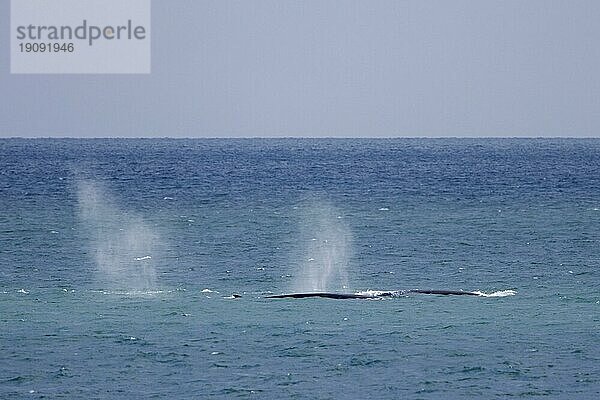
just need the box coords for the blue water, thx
[0,138,598,399]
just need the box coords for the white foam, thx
[201,288,216,293]
[134,256,152,261]
[95,289,168,297]
[354,290,395,297]
[474,289,517,297]
[17,289,29,294]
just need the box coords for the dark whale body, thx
[266,289,481,299]
[267,292,370,299]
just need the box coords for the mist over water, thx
[76,180,161,291]
[292,201,352,293]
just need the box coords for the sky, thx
[1,0,599,138]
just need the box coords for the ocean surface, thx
[0,138,598,399]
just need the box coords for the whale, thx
[267,292,370,299]
[266,289,482,299]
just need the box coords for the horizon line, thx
[1,135,600,140]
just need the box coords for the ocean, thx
[0,138,598,399]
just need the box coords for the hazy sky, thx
[1,0,599,137]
